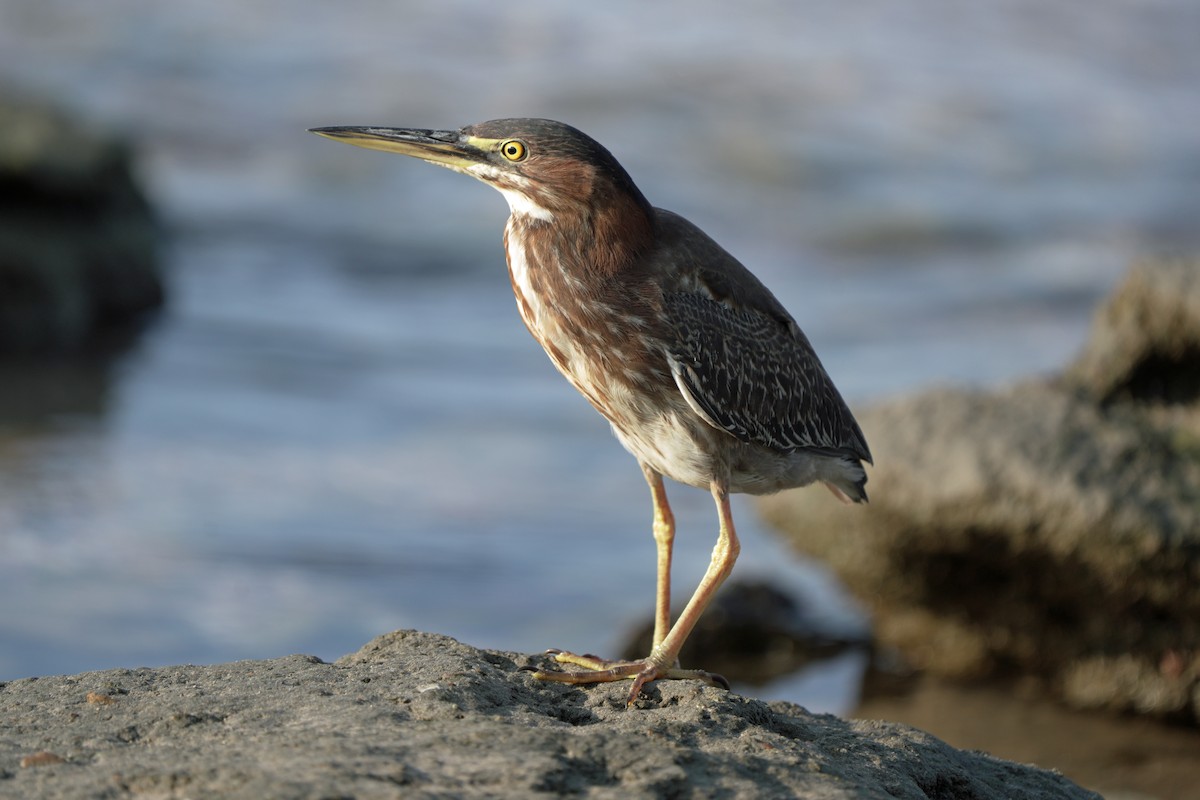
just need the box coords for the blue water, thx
[1,0,1197,713]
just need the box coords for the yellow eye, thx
[500,140,527,162]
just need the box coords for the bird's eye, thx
[500,140,527,162]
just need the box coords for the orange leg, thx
[527,477,739,705]
[643,464,675,650]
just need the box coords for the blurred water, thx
[0,0,1197,715]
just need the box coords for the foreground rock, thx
[0,88,162,354]
[0,631,1096,799]
[760,259,1200,722]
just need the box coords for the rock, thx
[855,675,1200,800]
[619,580,868,687]
[0,88,163,354]
[1066,258,1200,404]
[0,630,1096,799]
[758,259,1200,722]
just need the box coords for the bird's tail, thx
[823,458,869,504]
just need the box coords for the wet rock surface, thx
[0,89,162,354]
[0,630,1098,799]
[759,259,1200,722]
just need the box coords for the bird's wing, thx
[664,290,872,463]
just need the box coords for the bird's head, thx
[310,118,653,230]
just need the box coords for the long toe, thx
[526,650,729,706]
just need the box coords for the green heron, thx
[310,118,871,705]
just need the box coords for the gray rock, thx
[1066,258,1200,404]
[0,630,1097,799]
[0,89,162,354]
[758,259,1200,722]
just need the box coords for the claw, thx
[526,648,730,705]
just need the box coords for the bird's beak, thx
[309,126,487,171]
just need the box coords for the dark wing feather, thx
[665,290,872,463]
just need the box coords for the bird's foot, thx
[522,649,729,706]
